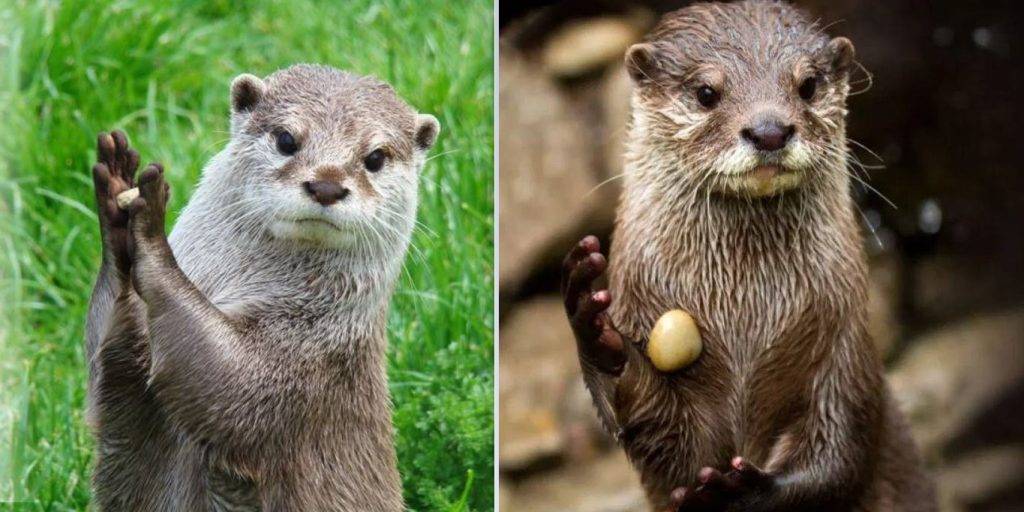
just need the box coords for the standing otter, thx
[85,64,439,510]
[561,2,936,511]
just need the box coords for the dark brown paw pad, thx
[671,459,773,512]
[93,130,140,228]
[96,130,140,183]
[128,164,170,238]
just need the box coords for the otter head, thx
[624,1,855,198]
[223,64,439,254]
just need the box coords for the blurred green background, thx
[0,0,493,510]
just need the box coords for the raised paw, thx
[127,163,170,242]
[92,130,141,273]
[669,458,774,512]
[560,236,627,374]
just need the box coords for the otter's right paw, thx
[561,236,627,374]
[92,130,140,275]
[127,163,170,246]
[127,164,172,302]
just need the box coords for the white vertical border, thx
[492,0,501,510]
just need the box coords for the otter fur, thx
[561,2,936,511]
[86,64,439,511]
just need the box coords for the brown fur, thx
[86,65,439,510]
[568,2,936,510]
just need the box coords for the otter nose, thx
[302,180,350,206]
[741,120,796,152]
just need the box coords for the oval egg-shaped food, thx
[116,187,140,210]
[646,309,702,372]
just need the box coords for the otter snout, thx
[302,180,350,206]
[740,117,795,152]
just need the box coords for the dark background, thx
[498,2,1024,511]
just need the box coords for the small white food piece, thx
[646,309,702,372]
[116,187,139,210]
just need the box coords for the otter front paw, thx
[669,458,774,512]
[561,235,627,374]
[128,164,169,240]
[127,164,172,298]
[92,130,140,276]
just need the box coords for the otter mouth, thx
[720,164,804,197]
[292,217,344,231]
[269,216,359,249]
[746,164,788,179]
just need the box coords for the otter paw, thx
[670,458,773,512]
[560,235,626,374]
[127,163,170,243]
[92,130,140,272]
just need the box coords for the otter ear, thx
[828,37,856,75]
[625,43,662,84]
[414,114,440,151]
[231,73,265,113]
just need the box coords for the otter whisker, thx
[425,148,459,163]
[584,172,628,198]
[848,60,874,96]
[846,137,885,168]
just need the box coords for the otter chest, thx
[609,243,856,463]
[614,253,842,370]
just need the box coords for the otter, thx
[85,64,439,511]
[561,2,936,511]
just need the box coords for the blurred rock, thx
[502,450,645,512]
[499,296,584,471]
[541,12,651,79]
[889,308,1024,457]
[560,374,615,462]
[499,51,617,297]
[935,445,1024,512]
[867,253,902,358]
[599,63,633,184]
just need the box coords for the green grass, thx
[0,0,494,510]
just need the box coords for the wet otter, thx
[561,2,936,510]
[86,64,439,510]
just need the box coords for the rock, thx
[499,51,612,296]
[935,445,1024,512]
[499,296,586,471]
[501,450,645,512]
[560,374,615,462]
[867,253,902,358]
[599,63,633,184]
[540,13,650,79]
[888,308,1024,457]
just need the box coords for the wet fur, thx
[580,2,936,510]
[85,65,439,511]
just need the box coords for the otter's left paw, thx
[669,458,773,512]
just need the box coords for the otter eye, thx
[696,85,720,108]
[276,131,298,155]
[363,149,386,172]
[798,77,818,101]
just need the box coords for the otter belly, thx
[608,265,843,509]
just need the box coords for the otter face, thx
[223,65,439,253]
[625,1,855,198]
